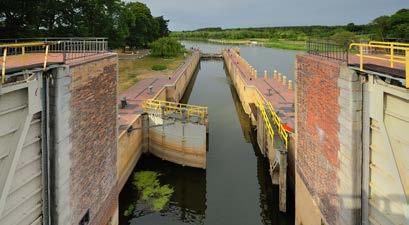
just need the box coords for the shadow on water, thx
[119,55,294,225]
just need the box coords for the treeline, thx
[172,9,409,42]
[0,0,170,49]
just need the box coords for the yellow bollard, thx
[254,69,257,78]
[273,70,278,79]
[264,70,268,79]
[288,80,293,90]
[282,76,287,85]
[278,73,282,82]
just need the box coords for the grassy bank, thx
[118,54,187,94]
[264,40,306,51]
[183,38,306,51]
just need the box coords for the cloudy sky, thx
[133,0,407,31]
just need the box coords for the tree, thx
[124,2,158,49]
[155,16,170,37]
[150,37,183,57]
[0,0,170,50]
[330,30,357,45]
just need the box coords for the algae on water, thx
[124,171,174,217]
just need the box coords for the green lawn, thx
[118,54,187,94]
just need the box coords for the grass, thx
[185,38,306,51]
[118,54,187,94]
[151,64,167,71]
[264,39,306,51]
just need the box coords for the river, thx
[119,41,300,225]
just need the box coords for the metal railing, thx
[266,102,289,149]
[0,38,108,84]
[1,42,50,84]
[142,99,208,125]
[349,41,409,88]
[257,101,275,147]
[307,40,349,62]
[0,37,108,61]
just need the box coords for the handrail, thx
[368,41,409,48]
[1,42,49,84]
[257,101,275,147]
[349,42,409,88]
[142,99,208,125]
[267,102,289,149]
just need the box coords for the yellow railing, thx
[1,42,49,84]
[266,102,289,149]
[257,101,275,147]
[142,99,208,124]
[349,41,409,88]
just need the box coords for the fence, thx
[306,40,349,62]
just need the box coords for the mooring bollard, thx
[288,80,293,90]
[283,76,287,85]
[120,97,128,109]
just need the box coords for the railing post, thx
[359,45,364,71]
[2,48,7,84]
[63,41,66,62]
[43,45,49,70]
[405,49,409,88]
[390,45,394,68]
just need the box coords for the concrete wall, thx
[295,54,363,225]
[50,54,119,225]
[148,115,207,169]
[117,115,144,190]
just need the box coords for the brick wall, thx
[69,55,118,225]
[296,54,341,225]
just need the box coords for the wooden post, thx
[279,149,287,212]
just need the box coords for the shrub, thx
[150,37,184,57]
[151,64,167,71]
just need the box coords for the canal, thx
[119,42,300,225]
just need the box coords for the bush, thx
[151,64,167,71]
[150,37,184,57]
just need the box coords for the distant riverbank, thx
[180,38,306,51]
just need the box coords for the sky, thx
[131,0,407,31]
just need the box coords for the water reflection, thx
[119,156,206,225]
